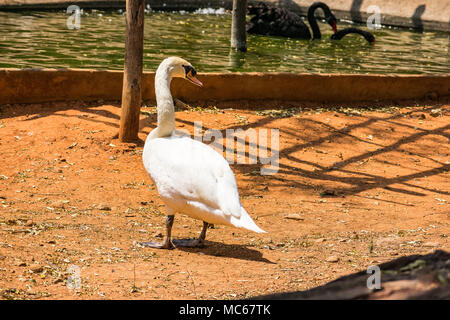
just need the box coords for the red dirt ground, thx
[0,99,448,299]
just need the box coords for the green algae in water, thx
[0,10,448,74]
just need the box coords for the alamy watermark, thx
[66,264,81,290]
[366,5,382,30]
[65,5,154,29]
[367,265,381,289]
[66,4,382,31]
[63,5,280,174]
[66,5,81,30]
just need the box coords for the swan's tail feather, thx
[231,207,267,233]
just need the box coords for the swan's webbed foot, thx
[138,214,176,250]
[139,238,175,250]
[139,218,210,249]
[172,221,209,248]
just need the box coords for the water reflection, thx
[0,10,448,74]
[228,49,246,71]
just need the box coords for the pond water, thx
[0,9,448,74]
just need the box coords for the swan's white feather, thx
[143,135,265,233]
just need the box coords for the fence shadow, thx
[1,99,448,200]
[176,240,275,264]
[140,104,449,199]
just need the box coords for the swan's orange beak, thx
[186,70,203,87]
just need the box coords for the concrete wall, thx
[272,0,450,32]
[0,0,448,32]
[0,69,448,104]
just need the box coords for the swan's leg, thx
[198,221,209,242]
[172,221,209,248]
[139,214,175,249]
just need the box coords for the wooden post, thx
[119,0,145,142]
[231,0,247,52]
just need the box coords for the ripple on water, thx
[0,10,448,74]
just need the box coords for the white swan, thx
[140,57,266,249]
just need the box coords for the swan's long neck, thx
[308,2,331,39]
[151,63,175,139]
[331,28,375,43]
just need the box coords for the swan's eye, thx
[183,65,197,78]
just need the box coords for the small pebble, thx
[285,213,303,221]
[423,242,439,248]
[52,200,69,208]
[97,204,112,211]
[30,264,43,273]
[326,256,339,263]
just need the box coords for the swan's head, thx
[326,14,338,33]
[163,56,203,87]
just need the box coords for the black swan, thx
[331,27,375,43]
[247,2,338,40]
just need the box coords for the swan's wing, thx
[143,136,242,218]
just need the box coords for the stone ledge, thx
[0,68,448,104]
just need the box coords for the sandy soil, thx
[0,99,448,300]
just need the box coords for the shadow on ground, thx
[251,250,450,299]
[176,240,275,264]
[1,99,448,200]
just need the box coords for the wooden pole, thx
[231,0,247,52]
[119,0,145,142]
